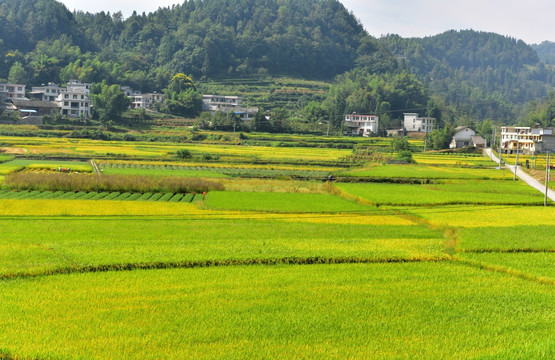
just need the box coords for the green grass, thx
[336,181,545,206]
[339,164,510,179]
[0,263,553,359]
[0,218,442,277]
[205,191,372,212]
[457,252,555,280]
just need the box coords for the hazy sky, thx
[59,0,554,44]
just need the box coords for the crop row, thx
[0,190,202,203]
[99,162,330,178]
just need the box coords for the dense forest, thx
[0,0,392,88]
[0,0,553,131]
[532,41,555,65]
[379,31,554,121]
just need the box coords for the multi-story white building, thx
[31,83,64,102]
[66,80,91,94]
[131,93,164,109]
[57,90,91,118]
[344,113,379,136]
[500,126,555,154]
[404,113,435,133]
[202,94,258,121]
[0,83,26,100]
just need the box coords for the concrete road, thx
[484,148,555,202]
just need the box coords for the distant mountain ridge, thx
[531,41,555,65]
[379,30,553,119]
[0,0,553,121]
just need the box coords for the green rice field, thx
[339,164,510,179]
[0,263,552,360]
[335,180,546,205]
[205,191,372,212]
[0,133,553,359]
[0,159,92,174]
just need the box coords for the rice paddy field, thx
[0,133,553,359]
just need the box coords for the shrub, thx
[176,149,192,159]
[395,151,415,164]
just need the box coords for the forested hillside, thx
[0,0,394,90]
[380,31,554,121]
[532,41,555,65]
[0,0,553,127]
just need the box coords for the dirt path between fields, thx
[90,160,100,174]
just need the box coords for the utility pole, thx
[545,151,550,207]
[514,135,520,181]
[327,118,330,136]
[491,128,496,163]
[498,128,503,170]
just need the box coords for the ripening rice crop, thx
[0,217,445,277]
[335,180,545,206]
[0,199,205,217]
[404,205,555,228]
[0,263,552,359]
[339,164,510,180]
[456,225,555,252]
[205,191,371,213]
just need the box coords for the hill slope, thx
[380,30,554,120]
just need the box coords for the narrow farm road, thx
[484,148,555,202]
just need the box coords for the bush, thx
[395,151,415,164]
[176,149,192,159]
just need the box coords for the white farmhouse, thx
[131,93,164,109]
[57,89,91,118]
[500,126,555,154]
[202,95,258,121]
[31,83,64,102]
[404,113,434,133]
[344,113,379,136]
[450,126,476,148]
[0,83,26,100]
[66,80,91,94]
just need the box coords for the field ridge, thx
[453,257,555,286]
[0,255,451,282]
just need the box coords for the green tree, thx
[391,137,411,152]
[176,149,192,159]
[252,109,272,132]
[90,82,131,125]
[164,73,202,118]
[8,62,26,84]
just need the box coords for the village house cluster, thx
[343,112,438,137]
[1,80,93,119]
[0,81,264,124]
[201,95,258,121]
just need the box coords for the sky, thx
[58,0,554,44]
